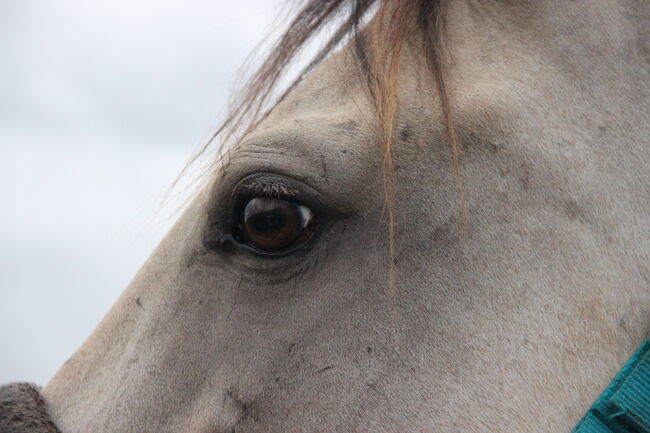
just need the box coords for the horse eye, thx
[236,197,315,254]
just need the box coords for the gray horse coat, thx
[2,1,649,432]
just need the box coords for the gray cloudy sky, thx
[0,0,285,385]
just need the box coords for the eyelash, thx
[239,181,296,199]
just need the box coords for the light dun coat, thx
[29,1,650,432]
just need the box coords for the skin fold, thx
[42,1,649,432]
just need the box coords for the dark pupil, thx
[241,197,308,252]
[260,213,283,230]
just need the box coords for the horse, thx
[2,0,648,432]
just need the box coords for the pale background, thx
[0,0,289,385]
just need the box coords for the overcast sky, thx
[0,0,288,385]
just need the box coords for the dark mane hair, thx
[187,0,462,286]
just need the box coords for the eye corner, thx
[202,228,230,252]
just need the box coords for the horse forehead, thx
[223,54,381,186]
[240,111,369,159]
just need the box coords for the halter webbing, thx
[571,340,650,433]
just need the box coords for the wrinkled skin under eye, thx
[236,197,315,254]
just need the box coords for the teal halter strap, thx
[571,340,650,433]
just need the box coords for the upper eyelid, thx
[233,180,299,199]
[218,172,335,220]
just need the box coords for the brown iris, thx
[238,197,314,253]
